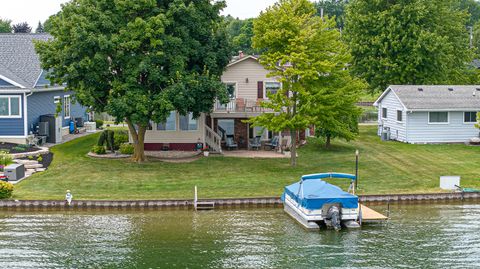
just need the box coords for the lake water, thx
[0,202,479,268]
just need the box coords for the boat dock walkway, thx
[360,204,388,222]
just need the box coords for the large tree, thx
[36,0,231,162]
[0,18,12,33]
[345,0,473,93]
[225,17,256,55]
[314,0,348,30]
[35,21,45,33]
[250,0,363,166]
[12,22,32,33]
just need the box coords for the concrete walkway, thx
[44,130,99,148]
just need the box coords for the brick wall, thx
[234,118,248,149]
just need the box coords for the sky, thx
[0,0,283,30]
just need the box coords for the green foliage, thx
[250,0,364,165]
[345,0,474,93]
[35,0,233,161]
[226,17,256,55]
[12,144,29,152]
[0,18,12,33]
[461,0,480,26]
[476,112,480,129]
[12,22,31,33]
[91,145,106,155]
[0,181,13,199]
[28,155,34,160]
[37,156,43,163]
[95,120,104,129]
[97,131,107,146]
[97,130,115,151]
[0,151,12,167]
[314,0,348,29]
[114,131,129,150]
[119,143,135,155]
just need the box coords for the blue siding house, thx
[374,85,480,144]
[0,34,87,144]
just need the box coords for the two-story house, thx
[142,54,301,152]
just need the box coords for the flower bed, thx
[0,142,41,154]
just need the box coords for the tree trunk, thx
[126,119,147,163]
[326,134,331,149]
[290,129,297,167]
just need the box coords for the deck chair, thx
[249,136,262,151]
[225,135,238,150]
[265,136,279,150]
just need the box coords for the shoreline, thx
[1,192,479,210]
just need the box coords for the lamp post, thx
[355,150,359,190]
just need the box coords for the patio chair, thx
[249,136,262,151]
[225,135,238,150]
[265,136,279,151]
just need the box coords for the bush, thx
[119,143,134,155]
[114,131,129,150]
[91,145,106,155]
[0,181,13,199]
[37,156,43,162]
[0,151,12,168]
[95,119,104,129]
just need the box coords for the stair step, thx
[25,164,43,169]
[14,160,38,165]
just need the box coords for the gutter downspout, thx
[24,90,33,137]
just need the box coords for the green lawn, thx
[14,126,480,200]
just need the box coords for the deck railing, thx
[214,98,273,113]
[205,125,222,153]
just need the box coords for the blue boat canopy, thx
[282,179,358,210]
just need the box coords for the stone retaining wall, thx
[0,192,479,210]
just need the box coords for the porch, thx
[222,150,288,158]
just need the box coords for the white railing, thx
[214,98,273,113]
[205,125,222,153]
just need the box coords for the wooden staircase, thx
[205,125,222,154]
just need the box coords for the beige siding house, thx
[142,55,305,152]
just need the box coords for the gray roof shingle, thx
[384,85,480,111]
[0,33,51,89]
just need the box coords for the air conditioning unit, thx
[38,122,49,136]
[4,164,25,181]
[75,117,85,127]
[381,127,391,141]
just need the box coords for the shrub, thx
[0,151,12,168]
[0,181,13,199]
[12,144,29,152]
[95,119,104,129]
[119,143,134,155]
[114,131,129,150]
[37,156,43,163]
[98,130,115,151]
[91,145,106,155]
[28,155,34,160]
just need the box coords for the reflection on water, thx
[0,203,479,268]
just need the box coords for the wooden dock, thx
[360,204,388,222]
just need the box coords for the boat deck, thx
[360,204,388,222]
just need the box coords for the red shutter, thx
[257,81,264,99]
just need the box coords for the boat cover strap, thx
[301,173,356,181]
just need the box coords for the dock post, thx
[194,186,198,210]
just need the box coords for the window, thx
[157,112,177,131]
[397,110,402,122]
[382,108,387,119]
[218,119,234,140]
[249,125,266,139]
[265,82,281,97]
[429,112,449,124]
[464,112,478,123]
[0,96,21,118]
[180,113,198,131]
[54,96,61,104]
[225,83,236,99]
[63,95,71,119]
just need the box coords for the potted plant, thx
[202,146,210,157]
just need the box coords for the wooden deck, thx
[360,204,388,222]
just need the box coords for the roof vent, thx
[448,87,454,91]
[418,87,423,91]
[476,88,480,91]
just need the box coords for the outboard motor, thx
[326,205,342,231]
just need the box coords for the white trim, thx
[31,86,65,92]
[223,81,238,99]
[410,108,480,112]
[0,95,23,118]
[226,55,259,67]
[374,87,408,111]
[0,74,25,89]
[428,111,449,124]
[463,111,478,124]
[33,71,44,88]
[0,89,30,94]
[23,92,28,136]
[63,95,71,119]
[0,135,27,138]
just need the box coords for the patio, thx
[222,150,288,158]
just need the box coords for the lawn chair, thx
[265,136,279,151]
[225,135,238,150]
[249,136,262,151]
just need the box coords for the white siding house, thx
[374,85,480,144]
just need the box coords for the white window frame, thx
[396,110,403,123]
[63,95,71,119]
[0,95,22,119]
[157,111,177,132]
[264,81,282,99]
[463,111,478,124]
[54,96,61,104]
[428,111,449,124]
[224,82,237,100]
[179,113,198,132]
